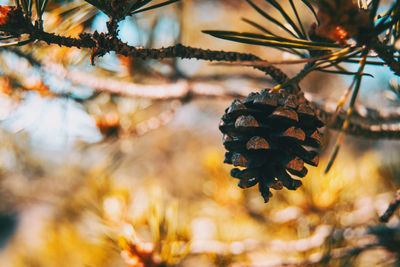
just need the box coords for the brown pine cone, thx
[220,89,324,202]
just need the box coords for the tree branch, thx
[313,101,400,139]
[6,27,400,139]
[28,28,289,84]
[308,94,400,124]
[380,189,400,223]
[29,29,95,48]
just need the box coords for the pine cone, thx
[219,89,324,202]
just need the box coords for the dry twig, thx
[380,189,400,222]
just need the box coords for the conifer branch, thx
[10,48,398,140]
[4,26,399,140]
[27,28,289,84]
[369,37,400,76]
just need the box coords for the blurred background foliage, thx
[0,0,400,266]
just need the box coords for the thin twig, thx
[380,189,400,222]
[313,102,400,139]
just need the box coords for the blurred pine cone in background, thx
[220,89,324,202]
